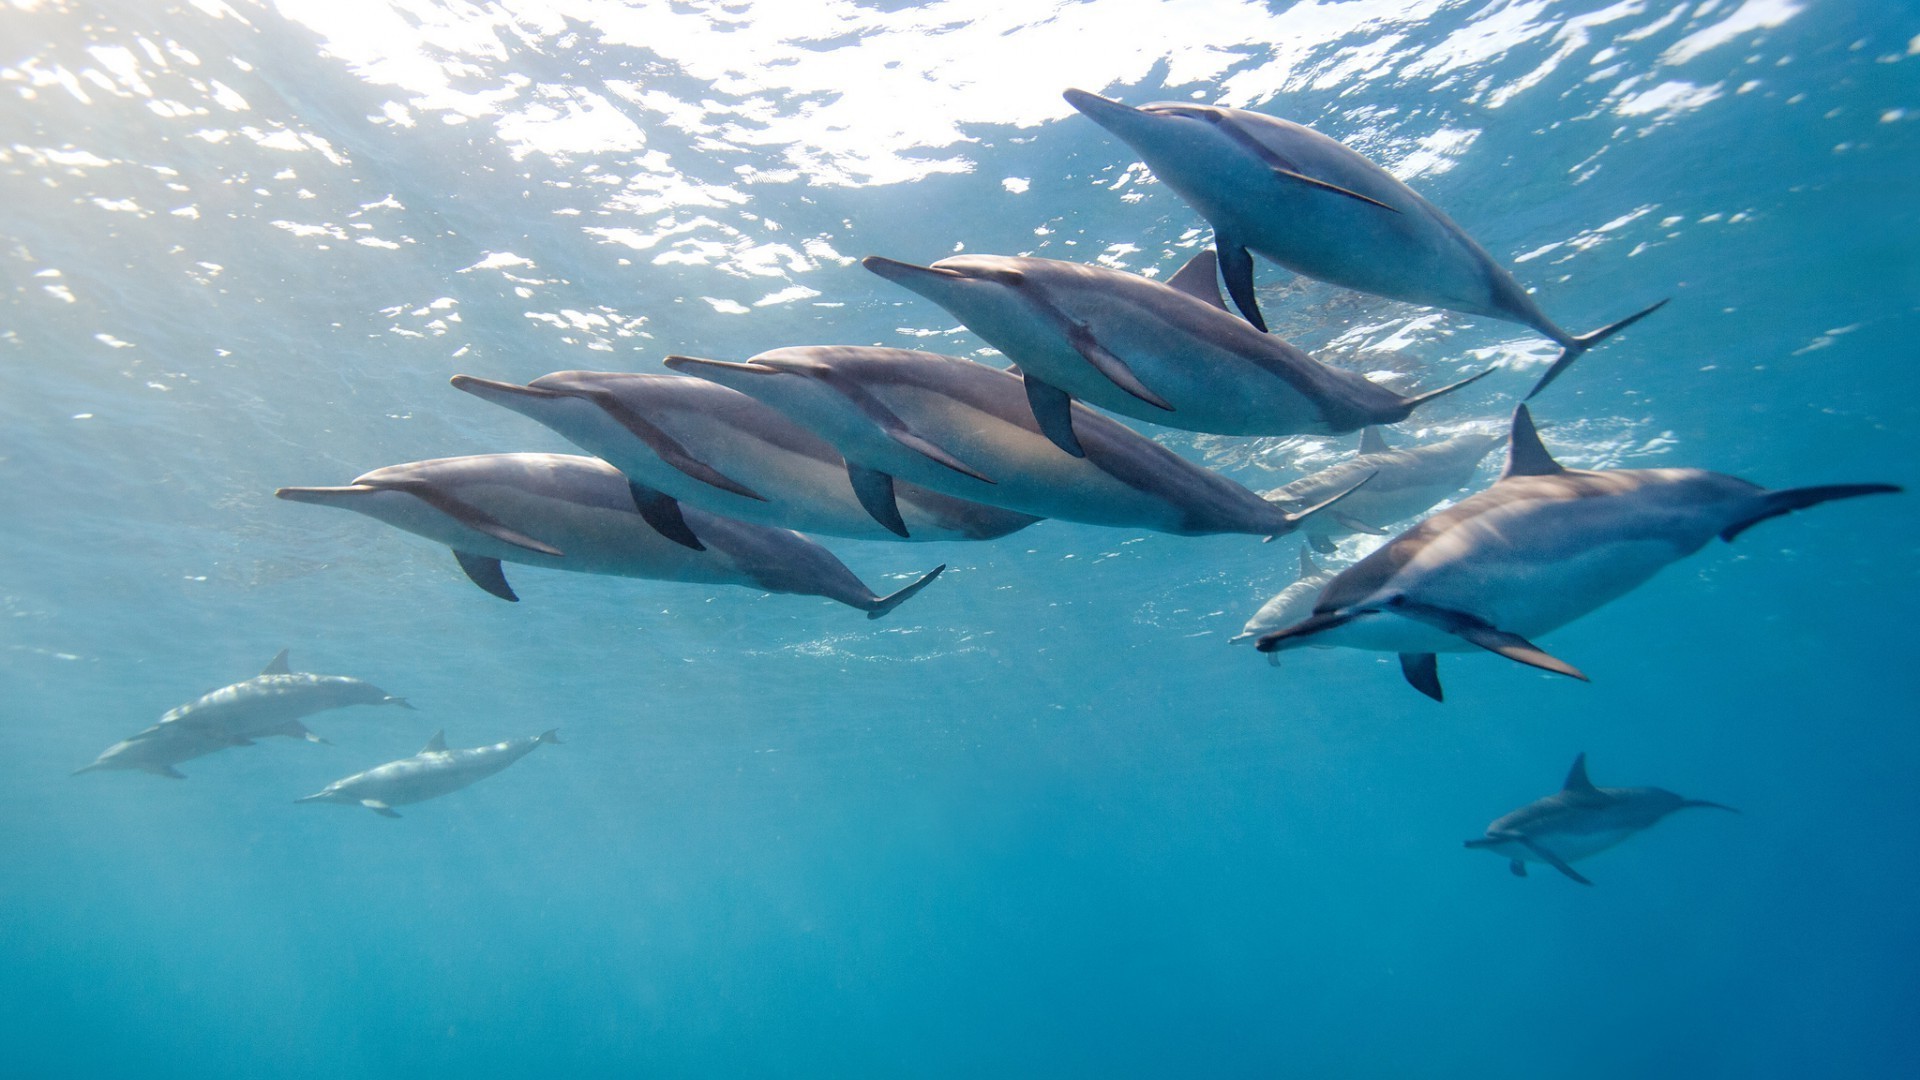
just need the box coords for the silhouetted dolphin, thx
[296,729,561,818]
[276,454,942,618]
[1265,426,1504,554]
[1468,753,1738,884]
[663,346,1367,539]
[451,371,1039,542]
[1256,405,1898,700]
[1231,546,1336,647]
[1062,89,1666,396]
[864,250,1489,454]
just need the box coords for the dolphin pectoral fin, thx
[1066,324,1174,412]
[1166,248,1229,311]
[276,720,328,745]
[588,391,768,502]
[1509,859,1528,877]
[888,430,996,485]
[847,463,910,537]
[1330,513,1388,535]
[452,551,518,602]
[865,563,945,620]
[391,483,563,556]
[1518,837,1592,885]
[1022,373,1086,457]
[810,369,996,484]
[261,648,292,676]
[1213,236,1267,332]
[155,765,187,780]
[1383,597,1589,683]
[1525,297,1671,400]
[1719,483,1902,542]
[1268,166,1401,213]
[1399,653,1443,702]
[626,481,706,551]
[362,800,401,819]
[1264,650,1282,668]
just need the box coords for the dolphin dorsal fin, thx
[421,730,448,754]
[1298,546,1319,577]
[1562,752,1598,795]
[1503,405,1563,479]
[1358,427,1391,455]
[261,649,292,676]
[1166,248,1228,311]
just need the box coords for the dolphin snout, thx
[862,255,960,285]
[275,485,376,506]
[449,374,567,405]
[1063,88,1129,120]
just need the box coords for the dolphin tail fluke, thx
[865,564,946,620]
[1270,470,1375,536]
[1525,298,1671,400]
[1395,365,1497,418]
[1680,799,1740,813]
[537,729,563,745]
[1720,483,1901,542]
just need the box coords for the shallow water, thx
[4,1,1918,1075]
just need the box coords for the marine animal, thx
[74,724,238,780]
[1062,89,1666,396]
[451,371,1040,543]
[1231,546,1336,647]
[296,729,561,818]
[1468,753,1737,885]
[1265,426,1504,554]
[1255,405,1899,700]
[275,454,943,618]
[662,346,1367,539]
[864,249,1489,455]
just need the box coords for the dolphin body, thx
[74,650,412,779]
[1231,546,1336,647]
[1062,89,1665,397]
[297,729,560,818]
[1255,406,1898,700]
[1468,753,1738,885]
[450,371,1040,543]
[663,346,1366,540]
[864,249,1489,455]
[275,454,943,619]
[1265,426,1505,554]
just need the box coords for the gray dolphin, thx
[275,453,942,618]
[1265,426,1505,554]
[296,728,561,818]
[1062,89,1665,396]
[1256,405,1898,700]
[1231,546,1336,647]
[662,346,1367,539]
[75,723,241,780]
[864,249,1490,455]
[1468,753,1738,885]
[450,371,1040,542]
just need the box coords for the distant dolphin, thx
[663,346,1367,539]
[296,728,561,818]
[275,454,943,618]
[450,371,1039,542]
[864,250,1489,455]
[74,650,412,779]
[1468,753,1738,884]
[1231,546,1336,647]
[1062,89,1666,396]
[1256,405,1899,700]
[1265,426,1504,553]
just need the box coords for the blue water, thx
[4,0,1918,1075]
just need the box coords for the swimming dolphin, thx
[662,346,1368,539]
[74,723,240,780]
[1467,753,1738,884]
[1231,546,1336,647]
[1265,426,1505,554]
[864,249,1490,454]
[1255,405,1898,700]
[1062,89,1666,396]
[296,728,561,818]
[450,371,1040,542]
[275,454,943,618]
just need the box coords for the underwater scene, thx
[4,0,1918,1075]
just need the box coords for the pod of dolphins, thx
[83,89,1900,875]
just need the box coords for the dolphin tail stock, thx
[1719,483,1902,542]
[1392,364,1498,419]
[1680,799,1740,814]
[1267,470,1375,539]
[1525,298,1671,401]
[864,564,947,621]
[537,729,563,745]
[1381,596,1589,685]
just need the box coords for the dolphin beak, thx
[862,255,962,287]
[449,374,567,406]
[275,485,376,505]
[1062,88,1141,133]
[663,355,785,393]
[293,792,328,804]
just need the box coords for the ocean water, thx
[4,0,1917,1075]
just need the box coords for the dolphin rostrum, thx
[296,728,561,818]
[1256,406,1898,700]
[864,250,1490,455]
[1264,426,1504,554]
[1062,89,1666,397]
[1231,546,1336,648]
[276,454,943,619]
[451,371,1040,542]
[1468,753,1738,885]
[662,346,1368,540]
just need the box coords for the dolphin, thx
[1256,405,1899,700]
[450,371,1040,542]
[1062,89,1666,397]
[74,723,238,780]
[662,346,1368,539]
[864,249,1490,455]
[1468,753,1738,885]
[296,728,561,818]
[1264,426,1505,554]
[275,453,943,619]
[1231,546,1336,648]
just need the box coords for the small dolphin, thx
[1231,546,1336,647]
[864,249,1489,455]
[296,729,561,818]
[1256,405,1898,700]
[663,346,1367,540]
[1265,426,1504,554]
[276,454,942,619]
[451,371,1040,542]
[1468,753,1738,885]
[1062,89,1665,396]
[75,723,237,780]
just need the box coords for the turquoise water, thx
[4,0,1918,1075]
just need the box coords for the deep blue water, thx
[4,0,1918,1075]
